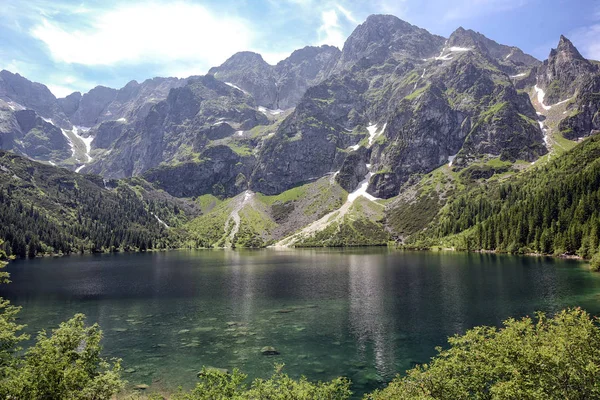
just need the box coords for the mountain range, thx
[1,14,599,255]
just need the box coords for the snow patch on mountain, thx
[367,123,386,147]
[448,154,457,166]
[534,85,552,111]
[151,212,170,229]
[225,82,249,95]
[258,106,284,116]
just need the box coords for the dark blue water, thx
[1,249,598,397]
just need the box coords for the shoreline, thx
[4,244,590,267]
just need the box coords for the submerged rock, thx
[261,346,280,355]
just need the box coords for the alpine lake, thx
[3,248,600,397]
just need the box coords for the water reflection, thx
[348,253,395,379]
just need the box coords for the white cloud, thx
[317,9,346,49]
[30,2,254,75]
[47,84,74,98]
[261,50,294,65]
[336,4,358,24]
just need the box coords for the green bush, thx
[172,364,351,400]
[0,249,123,400]
[367,308,600,400]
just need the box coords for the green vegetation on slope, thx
[0,151,192,258]
[368,308,600,400]
[408,135,600,258]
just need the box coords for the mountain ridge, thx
[1,14,600,252]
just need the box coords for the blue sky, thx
[0,0,597,98]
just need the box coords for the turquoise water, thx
[2,249,600,397]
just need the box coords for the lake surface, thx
[2,249,600,397]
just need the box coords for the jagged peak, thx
[221,51,268,65]
[552,35,586,60]
[360,14,421,33]
[279,45,341,66]
[62,91,82,99]
[86,85,117,94]
[124,80,140,87]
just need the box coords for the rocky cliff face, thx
[62,77,186,127]
[2,13,599,212]
[0,70,71,129]
[250,16,545,199]
[446,28,539,72]
[559,75,600,139]
[86,75,269,181]
[334,15,445,71]
[273,45,341,109]
[143,145,254,198]
[537,36,597,105]
[209,46,341,110]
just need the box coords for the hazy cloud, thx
[31,2,254,76]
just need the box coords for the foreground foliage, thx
[368,308,600,399]
[0,248,123,399]
[169,365,351,400]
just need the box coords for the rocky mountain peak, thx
[552,35,587,61]
[281,45,340,65]
[0,70,71,129]
[212,51,270,71]
[447,27,538,68]
[538,35,596,104]
[335,14,445,70]
[209,46,342,109]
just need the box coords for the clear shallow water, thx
[2,249,600,397]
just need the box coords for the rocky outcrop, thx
[143,145,253,198]
[559,75,600,139]
[209,52,278,108]
[0,70,71,129]
[69,85,118,127]
[87,75,268,178]
[13,109,71,162]
[447,27,539,71]
[91,120,126,149]
[335,148,369,192]
[273,45,341,109]
[209,46,341,109]
[57,92,82,118]
[63,77,186,128]
[333,15,445,71]
[250,74,368,195]
[537,35,597,105]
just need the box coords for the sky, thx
[0,0,598,98]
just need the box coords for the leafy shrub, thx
[172,364,352,400]
[367,308,600,400]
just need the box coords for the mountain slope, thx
[209,45,341,110]
[401,134,600,259]
[250,15,545,200]
[0,151,198,258]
